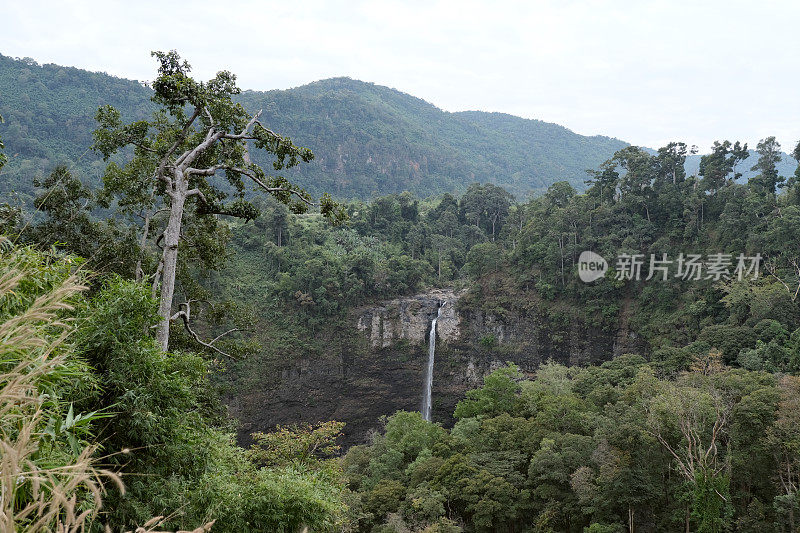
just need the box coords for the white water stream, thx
[421,302,444,421]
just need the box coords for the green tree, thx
[459,183,513,240]
[26,165,139,276]
[248,421,345,471]
[464,242,503,278]
[585,158,620,204]
[768,376,800,532]
[544,180,577,209]
[454,364,523,419]
[94,50,344,351]
[699,140,749,193]
[483,184,514,241]
[750,136,784,195]
[655,141,692,186]
[0,113,7,170]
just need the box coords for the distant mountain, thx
[1,54,794,204]
[0,54,627,202]
[0,55,155,203]
[236,78,628,198]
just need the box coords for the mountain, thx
[685,150,797,182]
[236,78,628,198]
[0,54,627,202]
[3,54,794,204]
[0,55,155,203]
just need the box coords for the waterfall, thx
[422,301,444,422]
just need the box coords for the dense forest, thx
[4,51,800,532]
[0,52,633,202]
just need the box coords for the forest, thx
[0,52,637,202]
[3,50,800,533]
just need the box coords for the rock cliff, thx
[227,287,644,447]
[355,288,461,348]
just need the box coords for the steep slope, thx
[0,54,154,203]
[0,54,628,202]
[237,77,629,198]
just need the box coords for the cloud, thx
[2,0,800,152]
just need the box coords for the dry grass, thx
[0,249,213,532]
[0,257,120,532]
[123,516,215,533]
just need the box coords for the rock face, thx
[227,341,431,449]
[227,287,645,447]
[355,289,461,348]
[228,289,464,447]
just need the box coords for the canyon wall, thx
[227,288,644,446]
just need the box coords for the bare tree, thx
[647,381,732,533]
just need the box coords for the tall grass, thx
[0,244,213,532]
[0,249,120,531]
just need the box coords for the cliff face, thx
[356,288,460,348]
[227,288,643,446]
[227,289,459,447]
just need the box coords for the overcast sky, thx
[3,0,799,153]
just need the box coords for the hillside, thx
[236,78,629,198]
[0,54,628,202]
[0,54,155,203]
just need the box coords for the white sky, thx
[3,0,799,153]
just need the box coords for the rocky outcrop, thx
[355,288,461,348]
[458,309,623,366]
[228,287,646,447]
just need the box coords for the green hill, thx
[236,77,629,198]
[0,54,154,203]
[0,54,628,202]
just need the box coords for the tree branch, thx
[202,105,214,128]
[186,188,208,203]
[176,126,221,169]
[150,260,163,300]
[765,256,800,302]
[129,140,158,154]
[155,107,202,186]
[253,120,284,141]
[236,167,316,206]
[185,165,224,176]
[220,110,262,141]
[170,301,237,359]
[185,163,316,207]
[209,328,243,345]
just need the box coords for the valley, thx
[3,48,800,532]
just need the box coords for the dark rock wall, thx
[226,289,646,447]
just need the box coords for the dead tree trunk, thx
[156,170,188,350]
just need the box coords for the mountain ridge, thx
[0,54,628,201]
[235,75,631,197]
[1,54,795,203]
